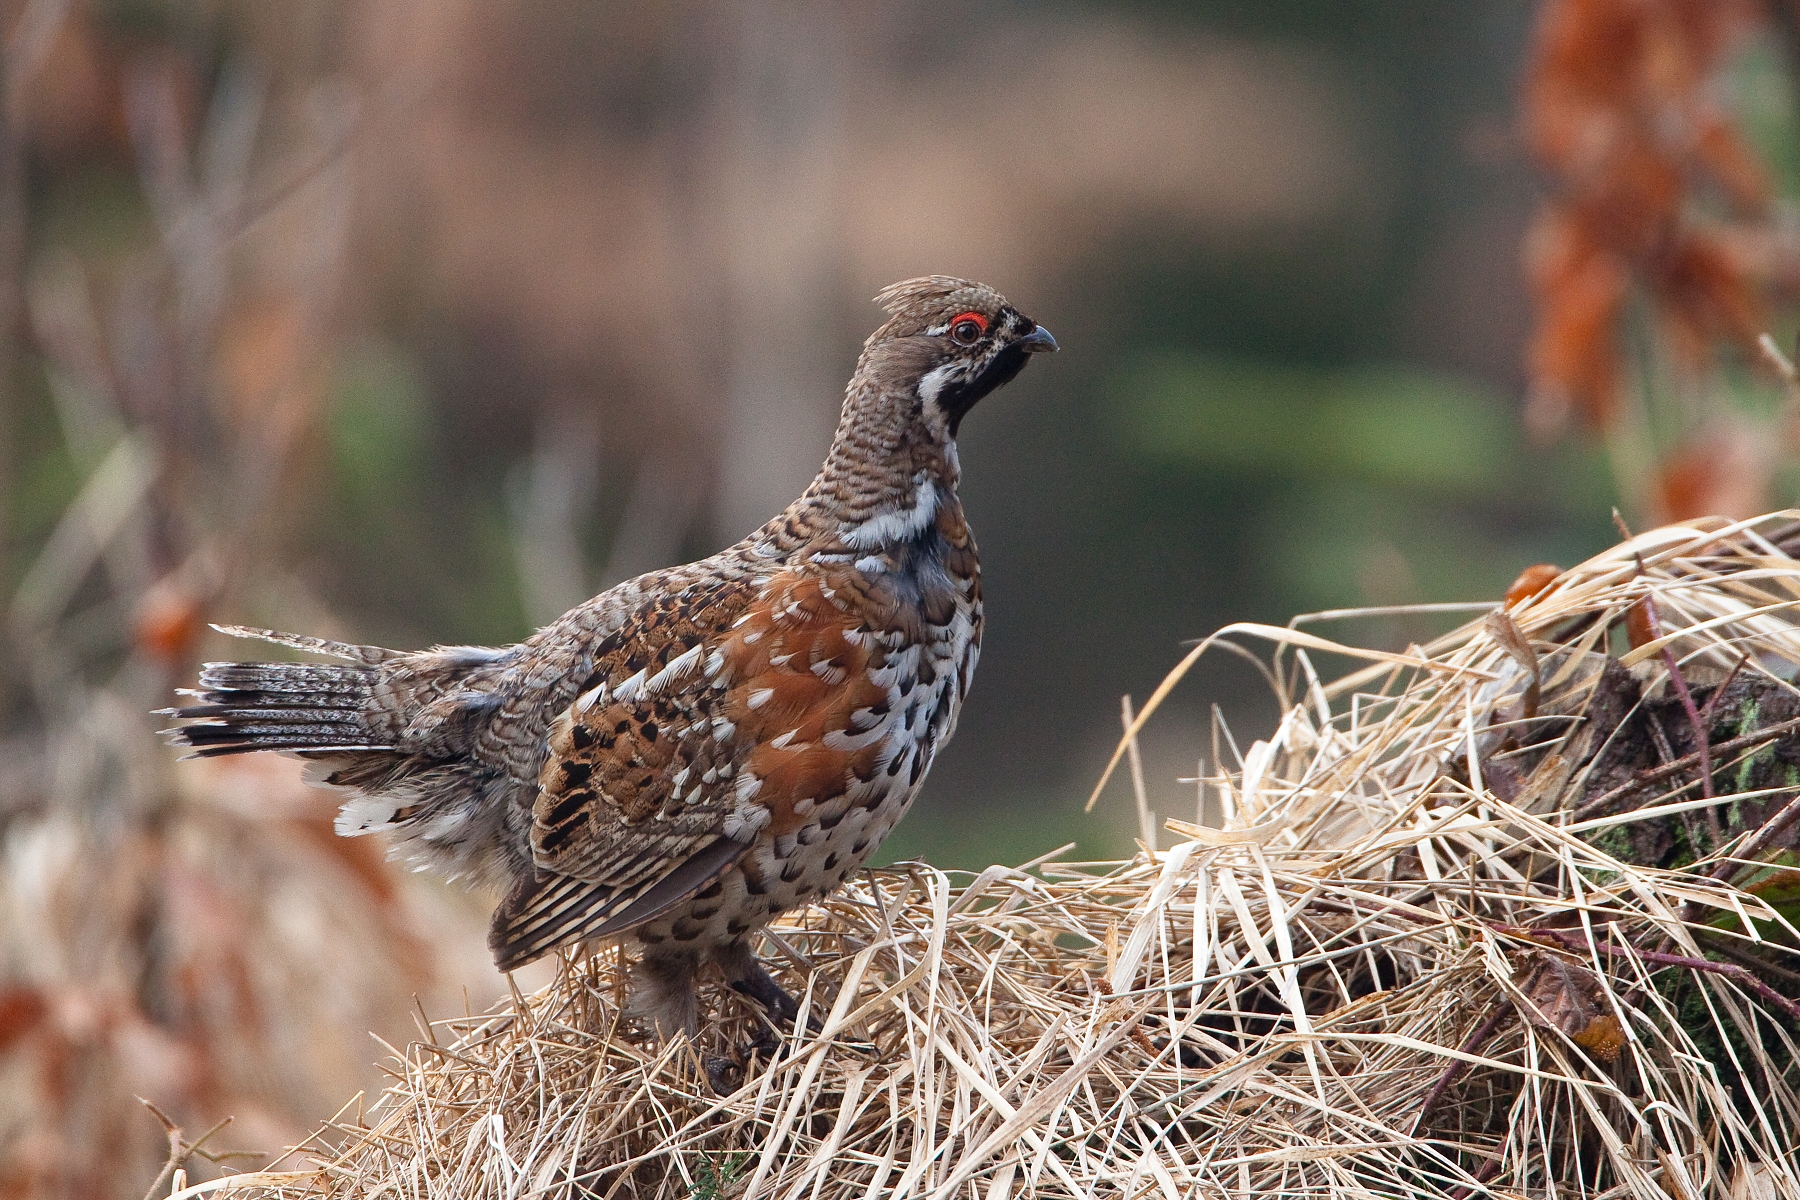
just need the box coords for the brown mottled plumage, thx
[162,277,1055,1046]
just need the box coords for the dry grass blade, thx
[231,514,1800,1200]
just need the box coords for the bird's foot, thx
[703,1024,783,1096]
[729,966,825,1038]
[704,1053,742,1096]
[746,1019,783,1062]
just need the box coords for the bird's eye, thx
[949,312,987,345]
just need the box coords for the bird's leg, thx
[637,950,745,1094]
[715,939,820,1051]
[731,961,801,1025]
[631,951,700,1044]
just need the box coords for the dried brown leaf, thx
[1504,563,1563,608]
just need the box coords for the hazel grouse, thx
[164,276,1056,1042]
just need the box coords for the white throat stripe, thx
[917,362,958,406]
[842,477,939,548]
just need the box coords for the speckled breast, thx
[634,517,982,953]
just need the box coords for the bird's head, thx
[859,276,1057,441]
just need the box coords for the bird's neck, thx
[752,379,961,557]
[808,433,960,552]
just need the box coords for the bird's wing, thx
[487,566,896,970]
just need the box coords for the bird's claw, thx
[704,1054,742,1096]
[704,1025,784,1096]
[746,1021,782,1062]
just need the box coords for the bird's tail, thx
[160,624,402,757]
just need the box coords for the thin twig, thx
[1710,790,1800,885]
[1697,653,1750,730]
[1447,1155,1504,1200]
[1696,652,1751,849]
[138,1098,186,1200]
[1121,694,1155,853]
[1571,714,1800,820]
[137,1101,242,1200]
[1411,999,1516,1135]
[1499,925,1800,1024]
[1631,551,1715,803]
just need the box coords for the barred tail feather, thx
[209,623,400,665]
[160,654,394,758]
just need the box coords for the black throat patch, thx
[939,343,1034,437]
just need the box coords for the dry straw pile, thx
[203,514,1800,1200]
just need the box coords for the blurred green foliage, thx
[1124,356,1520,491]
[1112,354,1619,614]
[1732,36,1800,204]
[875,787,1138,871]
[8,380,79,584]
[330,341,430,491]
[292,341,533,644]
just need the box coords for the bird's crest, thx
[870,276,1006,341]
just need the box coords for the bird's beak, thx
[1015,325,1058,354]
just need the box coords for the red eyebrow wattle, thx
[949,311,988,332]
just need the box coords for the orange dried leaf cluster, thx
[1525,0,1771,433]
